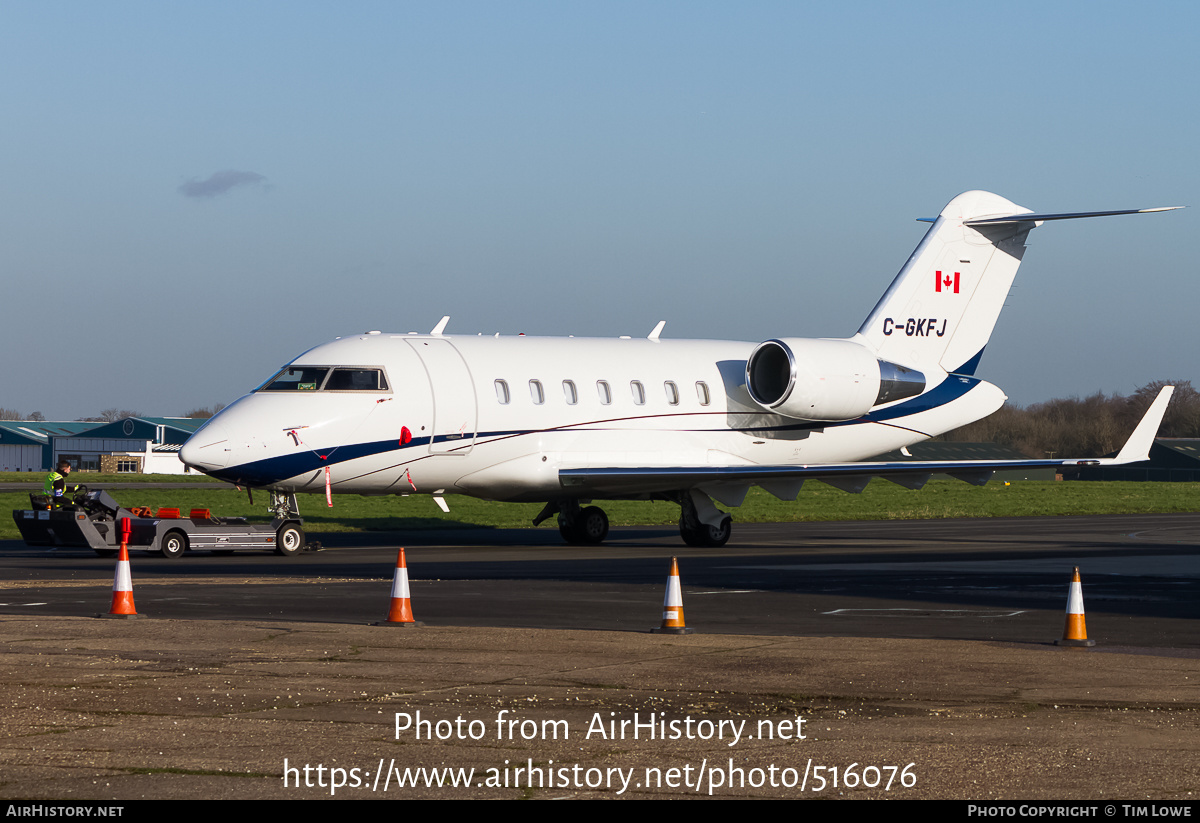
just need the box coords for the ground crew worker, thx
[44,461,82,507]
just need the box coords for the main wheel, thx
[679,514,732,548]
[558,514,584,545]
[275,523,304,556]
[160,530,188,559]
[558,506,609,545]
[576,506,609,544]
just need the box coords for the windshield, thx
[326,368,389,391]
[258,367,330,392]
[256,366,389,392]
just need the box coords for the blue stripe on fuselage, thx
[204,436,433,487]
[858,373,980,424]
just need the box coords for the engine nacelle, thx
[745,338,925,421]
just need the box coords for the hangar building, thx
[49,417,207,475]
[0,421,102,473]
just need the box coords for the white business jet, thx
[179,191,1180,547]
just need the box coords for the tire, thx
[559,507,609,545]
[704,515,732,547]
[680,522,702,547]
[576,506,609,545]
[557,511,580,544]
[275,523,304,556]
[679,514,732,548]
[160,530,187,559]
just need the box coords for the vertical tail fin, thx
[856,192,1182,379]
[856,190,1034,377]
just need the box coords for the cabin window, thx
[696,381,711,406]
[325,368,389,391]
[259,366,330,392]
[631,381,646,405]
[495,379,510,404]
[664,381,679,405]
[563,380,578,405]
[597,380,612,405]
[529,379,545,405]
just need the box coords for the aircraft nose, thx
[180,420,230,471]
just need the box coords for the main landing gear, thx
[534,500,611,545]
[533,490,733,548]
[676,489,732,548]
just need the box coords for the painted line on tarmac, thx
[688,590,760,595]
[822,608,1026,618]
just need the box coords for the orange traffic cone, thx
[99,519,141,619]
[375,548,423,627]
[1055,566,1094,647]
[651,557,693,634]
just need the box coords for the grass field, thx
[0,471,217,484]
[4,480,1196,541]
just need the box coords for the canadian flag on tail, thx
[935,270,960,293]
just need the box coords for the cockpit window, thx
[256,366,389,392]
[259,367,331,391]
[326,368,389,391]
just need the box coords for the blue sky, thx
[2,1,1195,420]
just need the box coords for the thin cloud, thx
[178,170,268,199]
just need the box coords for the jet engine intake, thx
[745,338,925,421]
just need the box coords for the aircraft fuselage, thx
[180,332,1003,502]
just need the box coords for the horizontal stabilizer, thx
[966,206,1183,226]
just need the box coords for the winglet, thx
[1108,385,1173,464]
[648,320,666,341]
[430,316,450,336]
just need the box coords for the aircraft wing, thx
[559,386,1173,499]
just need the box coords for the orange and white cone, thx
[375,548,423,627]
[1055,566,1094,647]
[651,557,693,634]
[99,528,141,619]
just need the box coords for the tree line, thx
[0,405,226,423]
[938,380,1200,458]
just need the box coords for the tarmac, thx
[2,615,1197,800]
[3,515,1199,801]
